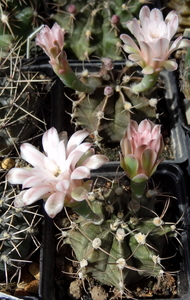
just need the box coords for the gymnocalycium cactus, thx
[0,43,51,155]
[0,0,49,55]
[0,181,42,284]
[36,6,190,145]
[53,120,180,296]
[50,0,144,60]
[7,121,182,296]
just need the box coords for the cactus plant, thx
[51,0,144,60]
[68,59,157,145]
[51,120,181,297]
[0,0,49,55]
[0,43,52,155]
[36,5,190,146]
[54,167,180,296]
[0,178,42,285]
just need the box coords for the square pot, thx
[39,162,190,300]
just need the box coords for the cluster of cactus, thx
[0,0,49,56]
[51,0,145,60]
[55,173,179,296]
[69,59,157,145]
[0,179,42,284]
[0,44,51,155]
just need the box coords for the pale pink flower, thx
[120,119,164,181]
[120,6,190,74]
[7,128,108,218]
[36,23,94,94]
[36,22,66,66]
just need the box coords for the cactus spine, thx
[55,174,180,296]
[68,60,157,145]
[0,44,51,155]
[51,0,144,60]
[0,179,42,284]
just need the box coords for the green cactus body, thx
[0,0,48,54]
[55,177,179,295]
[0,48,51,155]
[0,183,42,282]
[51,0,143,60]
[69,61,156,144]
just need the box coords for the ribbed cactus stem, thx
[73,200,104,225]
[131,73,159,94]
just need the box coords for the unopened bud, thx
[67,4,77,14]
[102,57,113,70]
[104,86,114,96]
[111,15,120,24]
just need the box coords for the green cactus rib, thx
[0,183,42,283]
[68,61,157,145]
[55,177,180,295]
[51,0,143,60]
[0,46,51,155]
[0,0,49,54]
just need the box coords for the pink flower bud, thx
[120,119,164,181]
[111,15,120,24]
[67,4,77,14]
[104,86,114,96]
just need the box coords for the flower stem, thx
[53,60,95,94]
[131,180,147,201]
[131,73,159,94]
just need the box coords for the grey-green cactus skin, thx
[0,0,48,55]
[69,61,157,144]
[0,50,51,155]
[0,184,42,281]
[51,0,143,60]
[56,177,179,294]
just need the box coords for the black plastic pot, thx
[38,162,190,300]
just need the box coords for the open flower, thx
[120,6,190,74]
[7,128,108,218]
[120,119,164,182]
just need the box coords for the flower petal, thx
[71,186,89,201]
[23,185,54,205]
[71,166,91,180]
[6,168,31,184]
[66,129,89,155]
[45,191,65,218]
[21,143,45,168]
[14,190,26,207]
[120,34,140,53]
[162,60,178,72]
[82,154,108,170]
[42,127,60,161]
